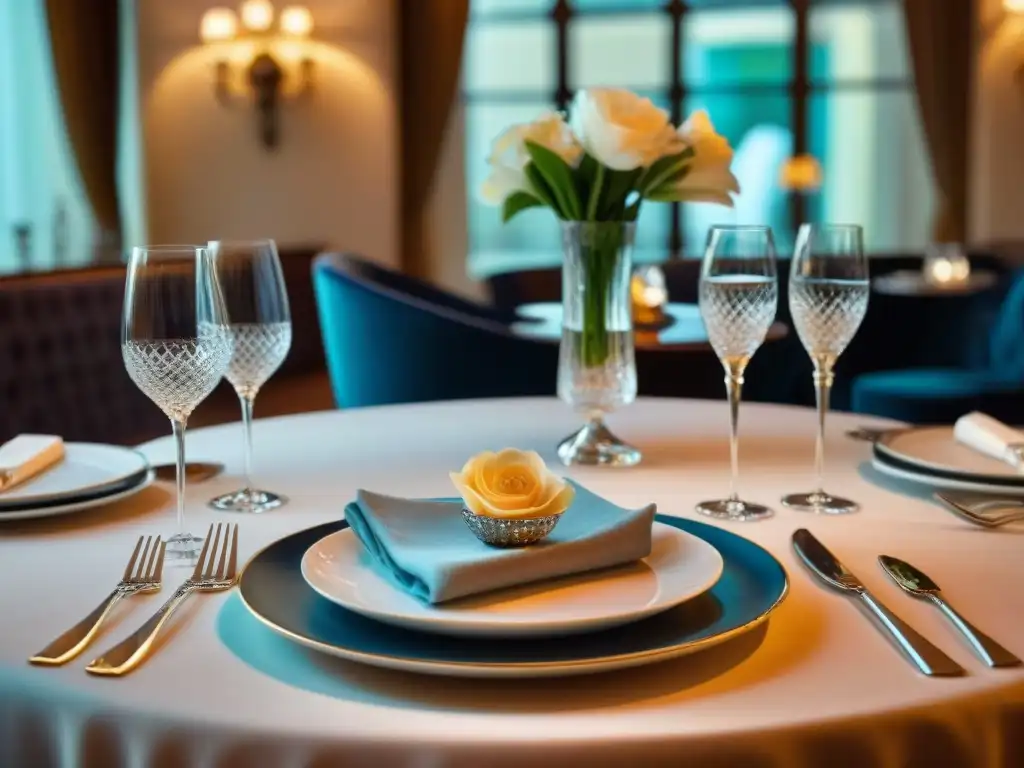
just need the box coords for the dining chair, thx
[851,270,1024,424]
[311,253,558,408]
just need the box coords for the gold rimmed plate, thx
[236,512,788,678]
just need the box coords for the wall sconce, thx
[630,265,670,330]
[200,0,316,149]
[779,154,823,193]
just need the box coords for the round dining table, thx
[2,398,1022,767]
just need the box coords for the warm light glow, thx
[779,154,823,192]
[200,8,238,43]
[241,0,275,32]
[1005,0,1024,12]
[280,6,314,37]
[631,266,668,327]
[924,251,971,286]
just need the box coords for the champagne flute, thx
[122,246,233,562]
[782,224,869,514]
[696,226,778,521]
[207,240,292,513]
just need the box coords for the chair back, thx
[989,268,1024,381]
[312,253,557,408]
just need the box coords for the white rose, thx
[569,88,683,171]
[480,113,582,205]
[450,448,575,520]
[669,110,740,206]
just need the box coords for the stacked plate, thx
[0,443,153,522]
[872,427,1024,495]
[238,508,789,678]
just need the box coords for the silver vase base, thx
[208,488,288,514]
[557,420,642,467]
[461,508,561,547]
[781,491,859,515]
[695,498,774,522]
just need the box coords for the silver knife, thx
[879,555,1021,668]
[792,529,964,677]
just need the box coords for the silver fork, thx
[30,535,165,666]
[935,493,1024,528]
[85,523,238,676]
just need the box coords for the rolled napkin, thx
[344,481,655,604]
[953,412,1024,467]
[0,434,64,492]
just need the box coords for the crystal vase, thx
[556,221,640,467]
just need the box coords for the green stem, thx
[587,164,605,221]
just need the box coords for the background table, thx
[512,302,788,350]
[2,398,1023,767]
[872,269,999,297]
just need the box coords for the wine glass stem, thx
[239,393,255,491]
[170,417,187,535]
[812,362,835,497]
[725,364,744,502]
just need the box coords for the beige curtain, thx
[45,0,122,259]
[398,1,470,278]
[903,0,975,244]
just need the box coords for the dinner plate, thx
[0,443,151,509]
[301,522,724,638]
[238,513,788,678]
[875,426,1024,486]
[0,469,155,521]
[871,454,1024,496]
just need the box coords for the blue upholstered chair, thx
[312,253,558,408]
[851,272,1024,424]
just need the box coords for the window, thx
[463,0,932,277]
[0,1,94,273]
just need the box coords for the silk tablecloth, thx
[2,398,1022,767]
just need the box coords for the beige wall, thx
[973,0,1024,244]
[135,0,398,267]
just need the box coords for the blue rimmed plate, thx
[237,514,788,678]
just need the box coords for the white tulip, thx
[668,110,740,206]
[569,88,682,172]
[480,113,582,205]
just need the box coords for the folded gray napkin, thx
[344,481,655,604]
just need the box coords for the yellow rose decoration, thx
[450,449,575,520]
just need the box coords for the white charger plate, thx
[300,522,724,638]
[871,455,1024,496]
[875,426,1024,485]
[0,470,155,521]
[0,442,150,508]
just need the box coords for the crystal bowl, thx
[461,508,561,548]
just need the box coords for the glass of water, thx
[207,240,292,513]
[122,246,233,563]
[782,224,869,514]
[696,226,778,522]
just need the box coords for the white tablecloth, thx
[2,398,1023,768]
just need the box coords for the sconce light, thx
[630,265,670,330]
[779,154,823,193]
[200,0,316,149]
[1005,0,1024,11]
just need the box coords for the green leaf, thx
[599,168,643,220]
[524,164,563,217]
[646,166,692,202]
[637,148,695,197]
[501,191,544,223]
[624,199,641,221]
[576,153,599,210]
[586,163,606,221]
[524,140,582,220]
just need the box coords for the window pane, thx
[808,89,932,252]
[809,2,910,82]
[683,7,793,88]
[463,22,556,92]
[570,14,670,90]
[471,0,553,17]
[681,94,794,256]
[571,0,665,9]
[465,102,561,274]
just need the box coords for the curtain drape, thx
[44,0,122,258]
[398,1,470,278]
[902,0,974,244]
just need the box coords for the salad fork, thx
[935,493,1024,528]
[30,535,165,666]
[86,523,238,676]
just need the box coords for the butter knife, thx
[879,555,1021,668]
[792,529,964,677]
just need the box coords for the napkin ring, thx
[461,508,560,548]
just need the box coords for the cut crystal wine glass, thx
[122,246,233,563]
[207,240,292,514]
[696,226,778,522]
[782,223,869,514]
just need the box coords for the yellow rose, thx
[450,449,575,520]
